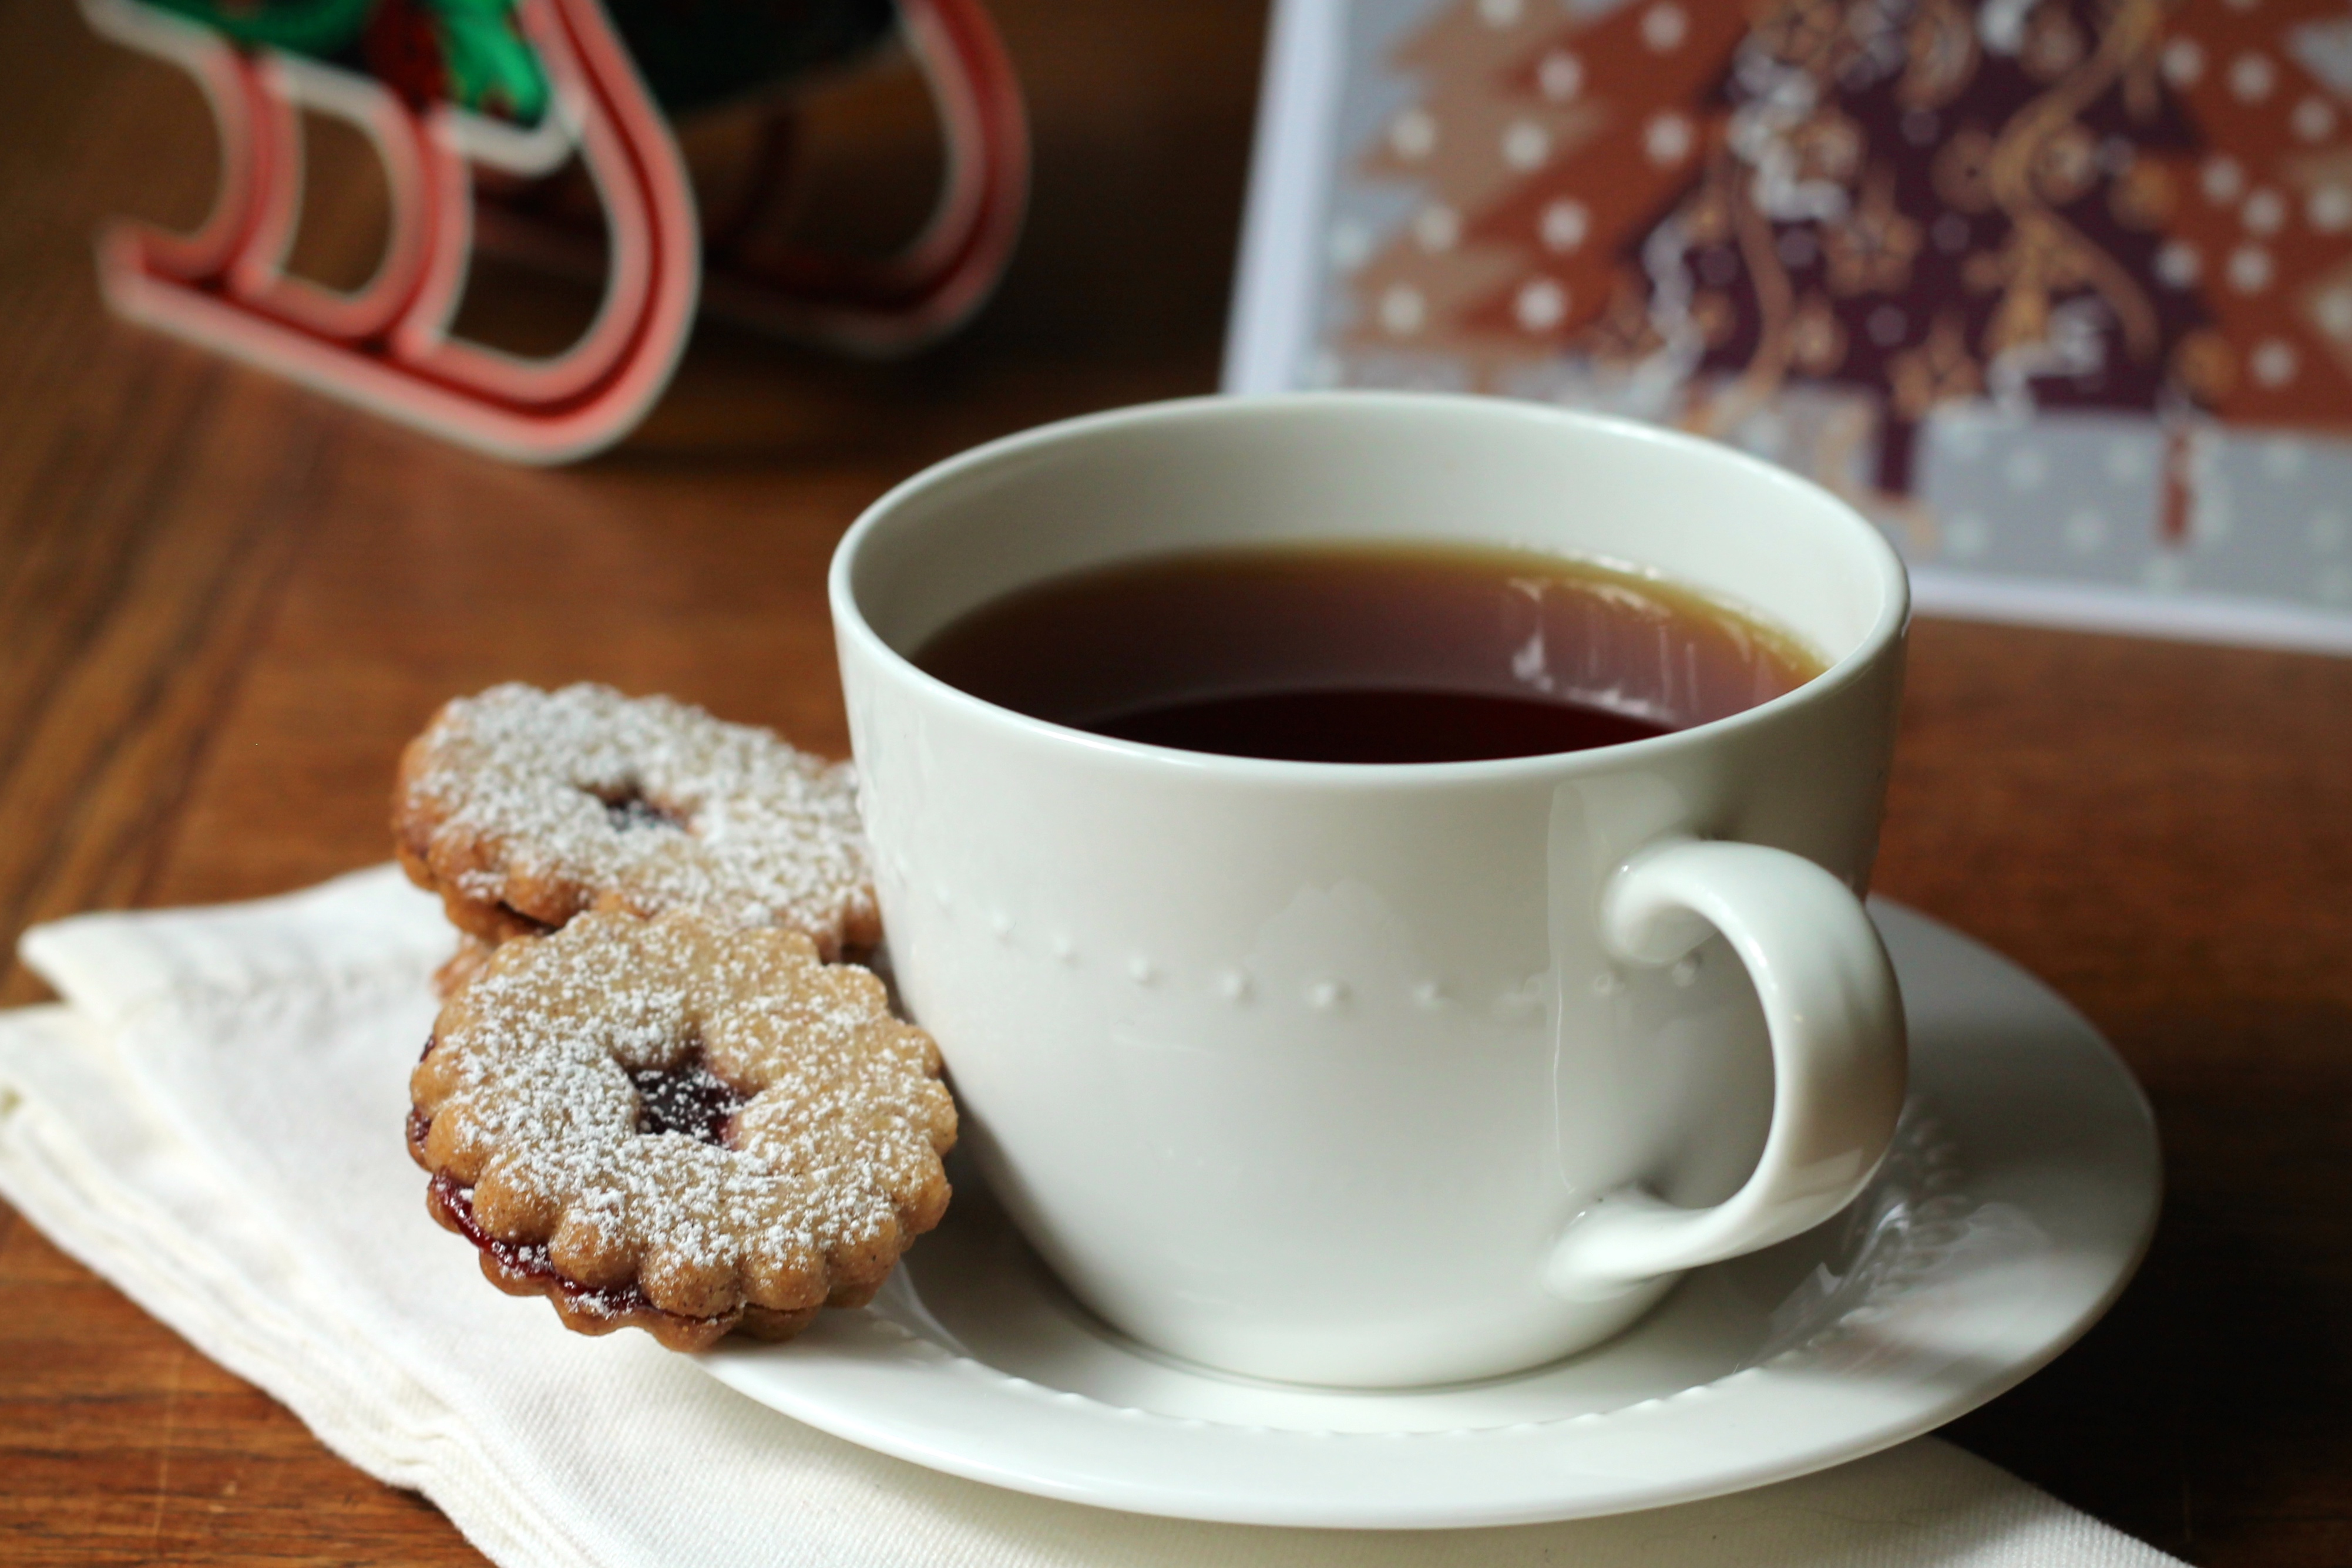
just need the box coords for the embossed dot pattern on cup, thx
[962,909,1590,1023]
[1302,979,1348,1011]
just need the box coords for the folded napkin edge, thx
[18,865,449,1026]
[0,1005,606,1568]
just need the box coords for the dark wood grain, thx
[1879,623,2352,1568]
[1,0,2347,1563]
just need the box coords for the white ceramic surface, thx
[831,393,1912,1385]
[702,902,2161,1529]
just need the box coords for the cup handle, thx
[1544,837,1907,1300]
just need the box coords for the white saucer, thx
[700,903,2160,1529]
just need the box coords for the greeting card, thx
[1230,0,2352,650]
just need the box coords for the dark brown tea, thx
[913,543,1825,764]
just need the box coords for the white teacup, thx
[831,393,1909,1388]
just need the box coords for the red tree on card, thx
[1348,0,2352,546]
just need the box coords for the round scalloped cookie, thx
[408,909,956,1350]
[394,682,879,960]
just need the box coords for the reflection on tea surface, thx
[915,541,1825,763]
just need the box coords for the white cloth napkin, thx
[0,867,2179,1568]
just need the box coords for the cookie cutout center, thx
[595,785,688,834]
[631,1055,745,1145]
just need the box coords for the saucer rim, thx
[700,901,2161,1527]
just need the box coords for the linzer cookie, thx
[409,909,957,1350]
[395,682,878,961]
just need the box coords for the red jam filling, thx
[426,1172,724,1328]
[631,1059,745,1144]
[592,786,688,834]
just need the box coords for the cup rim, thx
[830,392,1911,784]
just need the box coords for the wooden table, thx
[2,1,2347,1563]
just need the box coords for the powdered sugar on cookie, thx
[412,910,956,1348]
[395,683,879,958]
